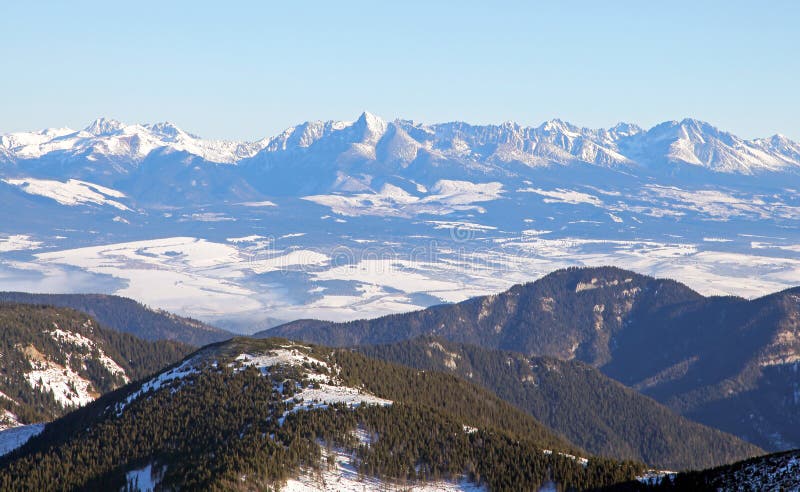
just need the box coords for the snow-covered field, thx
[303,180,504,218]
[6,225,799,328]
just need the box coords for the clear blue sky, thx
[2,1,798,141]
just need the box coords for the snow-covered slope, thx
[115,343,392,419]
[18,319,128,410]
[0,303,188,434]
[0,424,44,457]
[108,340,488,491]
[2,177,131,210]
[621,118,800,174]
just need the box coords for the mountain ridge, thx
[262,266,800,452]
[0,292,232,346]
[3,114,798,176]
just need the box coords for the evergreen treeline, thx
[357,336,762,470]
[0,302,193,423]
[0,337,646,491]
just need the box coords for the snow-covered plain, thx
[10,226,800,326]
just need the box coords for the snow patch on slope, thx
[283,445,484,491]
[117,358,199,414]
[233,349,392,418]
[48,327,128,381]
[24,359,95,407]
[3,178,131,211]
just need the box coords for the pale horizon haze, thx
[2,1,798,141]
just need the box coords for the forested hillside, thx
[0,303,192,426]
[358,336,761,470]
[0,337,646,491]
[264,266,800,451]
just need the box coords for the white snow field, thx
[18,231,800,326]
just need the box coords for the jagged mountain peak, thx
[144,121,186,138]
[608,121,644,136]
[350,111,389,140]
[83,117,126,136]
[538,118,580,135]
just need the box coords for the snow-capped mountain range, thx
[2,113,799,176]
[0,117,267,165]
[2,113,800,328]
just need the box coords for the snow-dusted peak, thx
[351,111,389,142]
[759,134,800,160]
[0,126,75,152]
[649,118,725,142]
[144,121,192,139]
[538,118,580,136]
[608,122,643,137]
[263,119,350,152]
[356,110,385,128]
[84,117,126,136]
